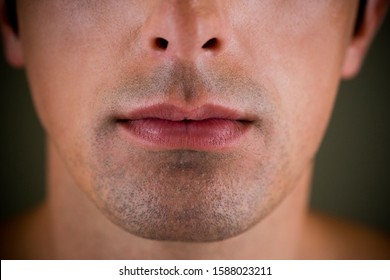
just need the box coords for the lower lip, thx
[118,118,251,151]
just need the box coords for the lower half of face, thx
[86,118,292,241]
[48,87,312,242]
[19,0,357,241]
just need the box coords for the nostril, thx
[202,38,219,49]
[154,37,169,50]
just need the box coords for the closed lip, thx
[116,103,255,122]
[116,103,255,151]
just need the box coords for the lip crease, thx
[116,104,254,151]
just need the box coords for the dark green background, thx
[1,15,389,232]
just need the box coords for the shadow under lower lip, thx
[118,118,250,150]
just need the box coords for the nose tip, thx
[142,1,228,60]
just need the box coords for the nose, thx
[141,0,230,61]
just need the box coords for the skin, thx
[1,0,389,259]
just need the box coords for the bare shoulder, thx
[300,211,390,259]
[0,203,52,259]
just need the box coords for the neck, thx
[46,139,311,259]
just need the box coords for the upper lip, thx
[116,104,255,122]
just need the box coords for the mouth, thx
[116,104,255,151]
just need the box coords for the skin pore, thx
[1,0,389,259]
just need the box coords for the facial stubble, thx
[87,63,290,242]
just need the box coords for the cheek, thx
[280,33,348,164]
[22,40,101,189]
[19,2,141,145]
[17,3,145,193]
[235,3,353,168]
[21,38,100,192]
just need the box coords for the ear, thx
[341,0,388,79]
[1,0,24,67]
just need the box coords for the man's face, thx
[12,0,358,241]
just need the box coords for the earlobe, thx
[341,0,388,79]
[1,0,24,67]
[1,23,24,67]
[341,38,365,79]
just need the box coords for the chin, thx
[102,205,260,242]
[87,123,288,243]
[91,173,275,243]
